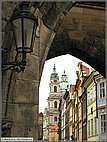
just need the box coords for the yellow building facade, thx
[72,90,76,140]
[49,125,59,141]
[76,62,89,141]
[69,84,74,140]
[84,71,99,141]
[73,62,90,141]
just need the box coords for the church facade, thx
[43,64,70,140]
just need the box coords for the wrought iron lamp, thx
[2,2,38,73]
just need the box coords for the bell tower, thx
[47,64,61,130]
[49,64,60,94]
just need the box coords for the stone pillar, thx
[39,23,56,79]
[2,8,40,140]
[2,2,75,140]
[2,30,40,140]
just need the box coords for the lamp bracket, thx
[2,61,26,74]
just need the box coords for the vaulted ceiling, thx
[43,2,105,77]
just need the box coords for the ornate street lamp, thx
[2,2,38,73]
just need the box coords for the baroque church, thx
[43,64,70,140]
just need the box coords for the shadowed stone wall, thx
[2,2,40,139]
[2,1,74,140]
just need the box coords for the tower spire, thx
[54,63,55,69]
[50,63,59,79]
[53,63,56,73]
[64,69,65,74]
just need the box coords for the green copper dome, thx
[50,64,59,79]
[60,82,70,89]
[60,69,70,89]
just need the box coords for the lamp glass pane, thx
[23,18,34,49]
[13,18,22,48]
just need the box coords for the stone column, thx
[2,29,40,140]
[2,9,40,140]
[2,2,76,140]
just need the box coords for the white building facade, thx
[43,65,70,140]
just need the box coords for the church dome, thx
[50,64,59,79]
[60,82,70,89]
[60,69,70,89]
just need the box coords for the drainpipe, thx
[93,74,99,118]
[85,88,87,140]
[76,87,79,140]
[81,98,83,141]
[93,73,101,141]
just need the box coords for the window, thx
[87,92,90,105]
[54,86,57,92]
[71,108,72,117]
[91,107,93,114]
[39,125,42,128]
[91,88,92,101]
[94,117,97,135]
[48,102,50,108]
[101,114,106,134]
[100,81,105,99]
[40,132,41,136]
[83,100,86,119]
[80,64,83,71]
[94,85,96,99]
[79,106,81,117]
[75,128,77,139]
[78,88,81,97]
[54,80,57,83]
[91,119,93,136]
[79,128,82,140]
[83,125,87,140]
[54,117,57,122]
[88,120,90,137]
[75,112,77,122]
[54,101,57,108]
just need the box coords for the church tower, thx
[47,64,61,129]
[60,69,70,95]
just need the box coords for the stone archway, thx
[47,2,105,77]
[1,1,105,140]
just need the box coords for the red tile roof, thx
[39,112,43,116]
[49,125,59,132]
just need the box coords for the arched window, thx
[54,117,57,122]
[48,102,50,108]
[54,101,57,108]
[54,86,57,92]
